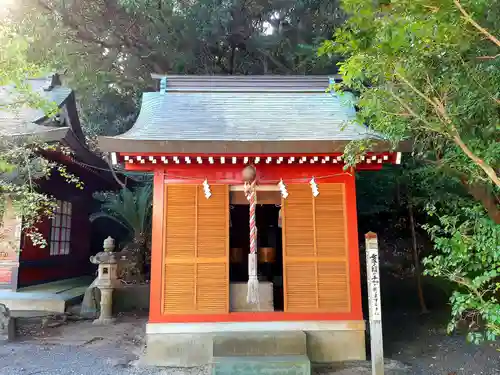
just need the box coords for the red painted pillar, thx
[345,171,363,320]
[149,169,165,323]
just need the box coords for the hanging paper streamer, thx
[278,179,288,199]
[310,177,319,197]
[203,179,212,199]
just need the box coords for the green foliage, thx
[324,0,500,342]
[0,28,82,247]
[93,184,153,243]
[423,201,500,343]
[0,26,56,113]
[0,140,84,247]
[321,0,499,188]
[5,0,345,136]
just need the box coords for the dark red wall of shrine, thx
[17,172,95,287]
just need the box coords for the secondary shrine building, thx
[99,76,401,366]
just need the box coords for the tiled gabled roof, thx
[118,91,381,142]
[99,75,393,154]
[0,76,72,139]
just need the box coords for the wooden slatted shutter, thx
[282,183,350,313]
[162,184,229,314]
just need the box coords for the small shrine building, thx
[0,74,120,294]
[99,76,402,366]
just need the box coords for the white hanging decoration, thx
[203,179,212,199]
[310,177,319,197]
[278,179,289,199]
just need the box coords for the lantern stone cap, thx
[103,236,115,252]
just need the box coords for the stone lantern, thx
[90,236,122,325]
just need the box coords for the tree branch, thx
[452,132,500,188]
[477,53,500,60]
[454,0,500,47]
[396,73,500,188]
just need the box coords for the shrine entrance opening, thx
[229,189,284,311]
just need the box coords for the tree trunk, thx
[462,179,500,224]
[408,193,429,314]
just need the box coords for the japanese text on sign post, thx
[366,233,382,321]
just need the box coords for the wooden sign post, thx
[365,232,384,375]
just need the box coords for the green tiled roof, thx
[115,91,382,142]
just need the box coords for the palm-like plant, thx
[93,184,152,242]
[91,183,153,280]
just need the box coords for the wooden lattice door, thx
[282,183,351,313]
[162,184,229,314]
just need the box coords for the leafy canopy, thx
[0,28,81,246]
[321,0,499,189]
[6,0,345,136]
[324,0,500,342]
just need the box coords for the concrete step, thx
[213,332,307,357]
[212,355,310,375]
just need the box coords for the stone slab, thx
[146,320,366,335]
[230,282,274,312]
[141,322,366,367]
[306,330,366,363]
[17,276,93,294]
[0,277,92,313]
[212,355,311,375]
[214,331,307,357]
[0,295,66,313]
[141,333,213,367]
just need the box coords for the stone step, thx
[212,355,311,375]
[213,331,307,357]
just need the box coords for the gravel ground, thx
[393,335,500,375]
[0,311,498,375]
[384,311,500,375]
[0,342,213,375]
